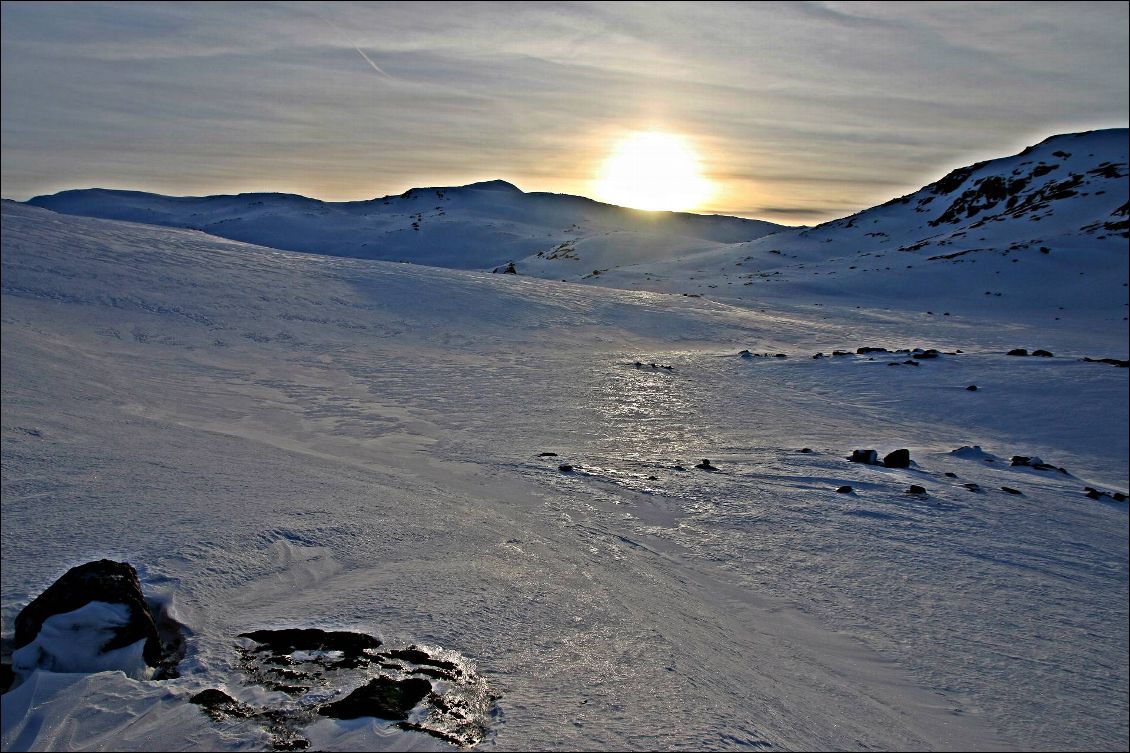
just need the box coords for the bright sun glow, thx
[595,131,712,212]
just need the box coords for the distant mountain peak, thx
[462,179,523,193]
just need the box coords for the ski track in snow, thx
[1,193,1127,752]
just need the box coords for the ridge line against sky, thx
[1,1,1127,224]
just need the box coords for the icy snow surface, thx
[2,133,1128,753]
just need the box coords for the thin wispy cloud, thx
[1,1,1126,223]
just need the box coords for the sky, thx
[1,1,1127,224]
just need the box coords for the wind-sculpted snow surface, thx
[1,201,1127,751]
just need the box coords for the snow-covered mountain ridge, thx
[572,129,1127,329]
[26,179,783,271]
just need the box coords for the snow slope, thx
[26,180,783,271]
[1,201,1126,751]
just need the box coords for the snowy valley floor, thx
[1,203,1128,751]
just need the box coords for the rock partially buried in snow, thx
[10,559,184,685]
[694,459,717,471]
[836,485,853,494]
[849,449,879,465]
[1007,349,1030,356]
[883,449,911,468]
[950,445,998,461]
[319,676,432,721]
[229,629,494,749]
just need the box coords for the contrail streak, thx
[350,43,392,79]
[319,13,393,80]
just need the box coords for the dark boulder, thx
[906,485,927,495]
[14,559,162,668]
[558,464,574,473]
[883,449,911,468]
[1031,349,1053,357]
[799,447,813,454]
[911,349,939,360]
[966,385,978,391]
[836,485,853,494]
[1113,492,1128,502]
[190,688,256,721]
[318,676,432,721]
[1007,349,1029,356]
[849,449,879,465]
[694,459,716,470]
[856,347,889,354]
[739,350,753,358]
[537,452,558,457]
[1000,486,1023,495]
[239,629,382,658]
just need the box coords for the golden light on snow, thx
[594,131,713,212]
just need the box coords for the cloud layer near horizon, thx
[2,1,1127,223]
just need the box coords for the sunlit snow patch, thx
[11,602,154,681]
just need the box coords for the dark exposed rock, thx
[240,629,382,658]
[774,353,787,358]
[906,485,927,495]
[857,347,889,354]
[1082,357,1129,368]
[1085,488,1105,500]
[739,350,753,358]
[14,559,163,668]
[694,459,716,470]
[1000,486,1023,495]
[799,448,813,453]
[319,676,432,721]
[1113,492,1128,502]
[190,688,256,720]
[537,452,558,457]
[836,485,853,494]
[883,449,911,468]
[966,385,978,391]
[944,472,958,478]
[911,349,939,360]
[226,627,492,750]
[902,360,920,366]
[386,648,458,674]
[558,464,574,473]
[1007,349,1029,356]
[673,465,687,471]
[849,449,879,465]
[1031,349,1054,357]
[1010,456,1033,466]
[962,483,983,492]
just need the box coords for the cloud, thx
[2,1,1126,223]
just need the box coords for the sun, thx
[594,131,713,212]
